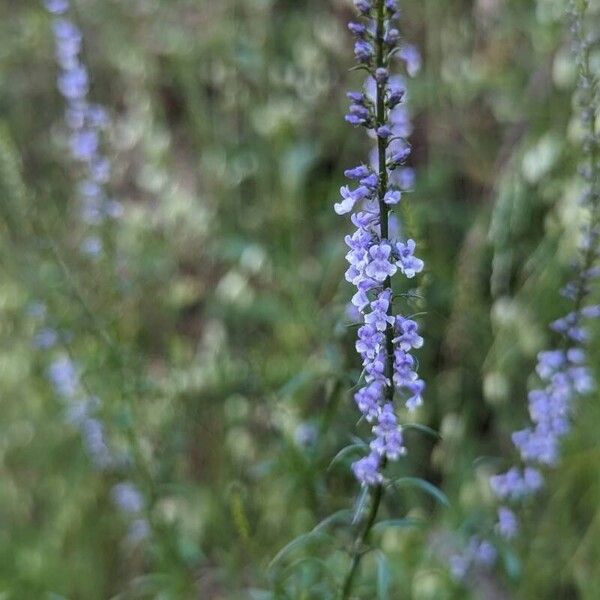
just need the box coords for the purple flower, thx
[393,317,423,350]
[34,328,58,349]
[371,402,405,459]
[364,289,394,331]
[335,185,370,215]
[355,382,384,421]
[345,165,371,180]
[365,243,397,282]
[496,507,518,539]
[375,68,389,84]
[70,129,99,162]
[48,357,78,398]
[405,379,425,410]
[356,324,384,360]
[112,482,145,514]
[395,239,424,278]
[354,39,374,63]
[58,66,89,99]
[472,539,497,567]
[383,190,401,205]
[44,0,70,13]
[353,0,372,15]
[399,44,422,77]
[348,22,367,36]
[352,452,383,486]
[384,28,400,46]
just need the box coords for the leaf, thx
[402,423,441,440]
[376,551,391,600]
[312,509,353,533]
[502,548,521,581]
[268,531,329,573]
[352,485,370,525]
[388,477,449,507]
[371,517,425,534]
[328,443,368,472]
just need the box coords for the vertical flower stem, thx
[340,2,392,596]
[340,480,384,600]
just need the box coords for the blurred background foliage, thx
[0,0,599,598]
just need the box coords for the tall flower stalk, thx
[449,0,599,579]
[338,0,424,594]
[40,0,149,546]
[489,0,599,538]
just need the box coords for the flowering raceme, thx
[487,0,600,539]
[338,0,424,486]
[44,0,123,258]
[40,0,148,546]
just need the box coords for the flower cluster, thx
[40,0,148,546]
[489,0,599,539]
[340,0,424,486]
[448,536,497,581]
[30,302,150,545]
[44,0,122,258]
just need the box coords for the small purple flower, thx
[335,185,370,215]
[354,39,374,63]
[364,289,394,331]
[112,482,145,514]
[376,125,393,139]
[345,165,371,180]
[370,402,405,459]
[384,28,400,46]
[81,235,103,257]
[348,21,367,36]
[355,382,384,421]
[48,357,78,398]
[399,44,422,77]
[449,555,469,581]
[353,0,372,15]
[70,129,99,162]
[383,190,401,205]
[496,507,518,539]
[405,379,425,410]
[34,328,58,349]
[375,68,389,84]
[356,324,384,360]
[395,239,424,278]
[365,243,397,282]
[472,539,497,567]
[58,66,89,100]
[393,317,423,351]
[44,0,69,13]
[352,452,383,486]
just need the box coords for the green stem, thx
[340,481,384,600]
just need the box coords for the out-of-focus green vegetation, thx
[0,0,599,598]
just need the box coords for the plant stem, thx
[340,477,384,600]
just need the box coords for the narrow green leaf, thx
[327,442,367,472]
[268,531,329,573]
[372,517,425,534]
[388,477,449,507]
[402,423,441,440]
[376,551,391,600]
[352,485,370,525]
[312,509,353,533]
